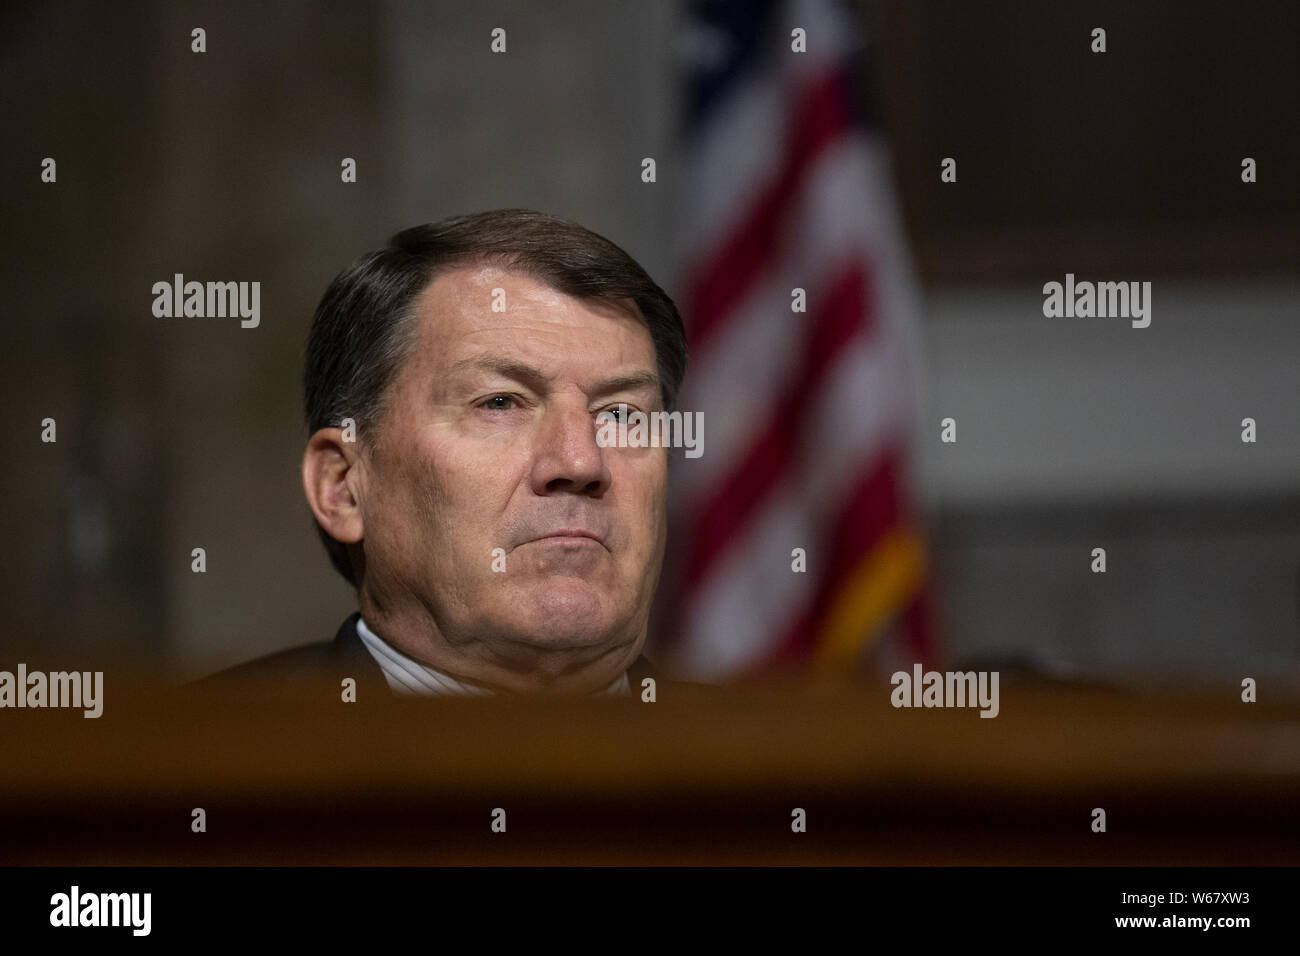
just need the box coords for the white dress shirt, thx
[355,616,630,697]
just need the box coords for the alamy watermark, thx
[50,886,150,936]
[1042,273,1151,328]
[152,273,260,328]
[0,664,102,718]
[595,405,703,458]
[891,663,999,718]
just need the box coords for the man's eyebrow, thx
[589,370,661,399]
[445,356,551,388]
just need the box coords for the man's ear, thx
[302,428,365,545]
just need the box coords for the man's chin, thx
[496,582,624,649]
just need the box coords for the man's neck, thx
[354,615,631,697]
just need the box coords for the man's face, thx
[355,264,667,686]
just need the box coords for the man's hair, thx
[303,208,688,588]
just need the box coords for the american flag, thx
[661,0,934,680]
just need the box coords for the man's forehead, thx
[409,265,654,366]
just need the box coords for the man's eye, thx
[480,395,516,411]
[597,404,630,423]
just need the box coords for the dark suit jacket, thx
[199,612,662,697]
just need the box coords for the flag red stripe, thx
[684,69,850,358]
[901,583,936,664]
[679,262,875,606]
[745,444,910,674]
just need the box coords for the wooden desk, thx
[1,677,1296,864]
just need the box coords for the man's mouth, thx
[528,529,605,548]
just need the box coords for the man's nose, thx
[528,401,611,496]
